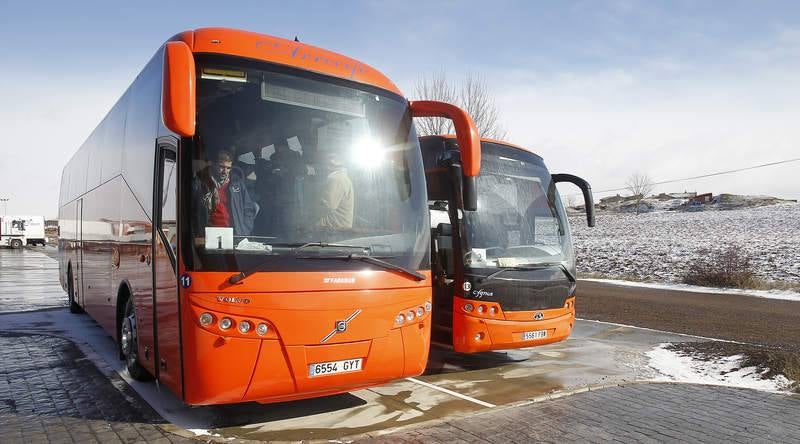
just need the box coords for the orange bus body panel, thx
[179,271,432,405]
[171,28,402,96]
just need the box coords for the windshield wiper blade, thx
[559,263,576,283]
[293,242,370,253]
[481,265,549,281]
[477,263,577,284]
[227,243,372,285]
[296,253,426,281]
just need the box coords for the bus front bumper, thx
[452,308,575,354]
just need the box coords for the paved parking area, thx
[366,383,800,443]
[0,332,193,443]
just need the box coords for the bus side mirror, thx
[163,41,196,137]
[552,173,595,227]
[409,100,481,210]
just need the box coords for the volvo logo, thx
[320,309,362,343]
[534,312,544,321]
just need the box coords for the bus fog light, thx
[475,332,484,341]
[463,303,474,312]
[424,301,432,312]
[199,313,213,326]
[256,323,269,336]
[407,310,415,321]
[219,317,233,330]
[395,313,406,325]
[238,321,251,334]
[415,307,424,317]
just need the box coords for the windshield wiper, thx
[228,242,371,284]
[296,253,426,282]
[292,242,371,254]
[480,265,550,282]
[479,262,575,282]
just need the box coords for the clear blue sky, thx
[2,1,799,216]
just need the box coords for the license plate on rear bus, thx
[308,358,363,377]
[523,330,547,340]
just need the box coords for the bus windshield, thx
[462,142,574,272]
[187,55,429,273]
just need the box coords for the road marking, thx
[577,318,751,345]
[405,377,496,408]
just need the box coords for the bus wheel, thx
[120,298,152,381]
[67,268,83,314]
[10,239,22,249]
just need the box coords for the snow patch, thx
[646,343,794,393]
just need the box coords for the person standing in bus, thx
[194,150,257,236]
[314,151,354,229]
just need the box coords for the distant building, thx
[668,191,697,199]
[599,194,625,204]
[688,193,713,205]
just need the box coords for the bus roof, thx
[421,134,540,158]
[170,28,402,96]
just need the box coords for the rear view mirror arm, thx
[552,174,595,227]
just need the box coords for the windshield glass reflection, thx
[188,56,429,272]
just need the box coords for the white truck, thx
[0,215,46,248]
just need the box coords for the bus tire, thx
[67,267,83,314]
[10,239,22,249]
[120,298,152,381]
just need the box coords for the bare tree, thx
[414,72,456,136]
[414,73,506,139]
[625,173,654,215]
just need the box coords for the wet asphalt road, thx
[577,280,800,349]
[0,247,66,313]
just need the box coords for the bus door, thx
[152,143,183,397]
[76,198,85,307]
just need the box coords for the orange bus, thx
[58,28,479,405]
[421,136,594,353]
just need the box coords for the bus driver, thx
[194,150,257,236]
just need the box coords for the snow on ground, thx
[646,343,794,393]
[581,278,800,302]
[569,203,800,285]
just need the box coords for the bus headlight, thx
[199,313,213,326]
[395,313,406,325]
[463,303,474,312]
[415,307,424,317]
[219,317,233,330]
[238,321,251,334]
[256,323,269,336]
[424,301,432,312]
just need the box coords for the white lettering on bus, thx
[323,277,356,284]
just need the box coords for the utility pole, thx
[0,198,8,217]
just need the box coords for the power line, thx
[564,157,800,197]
